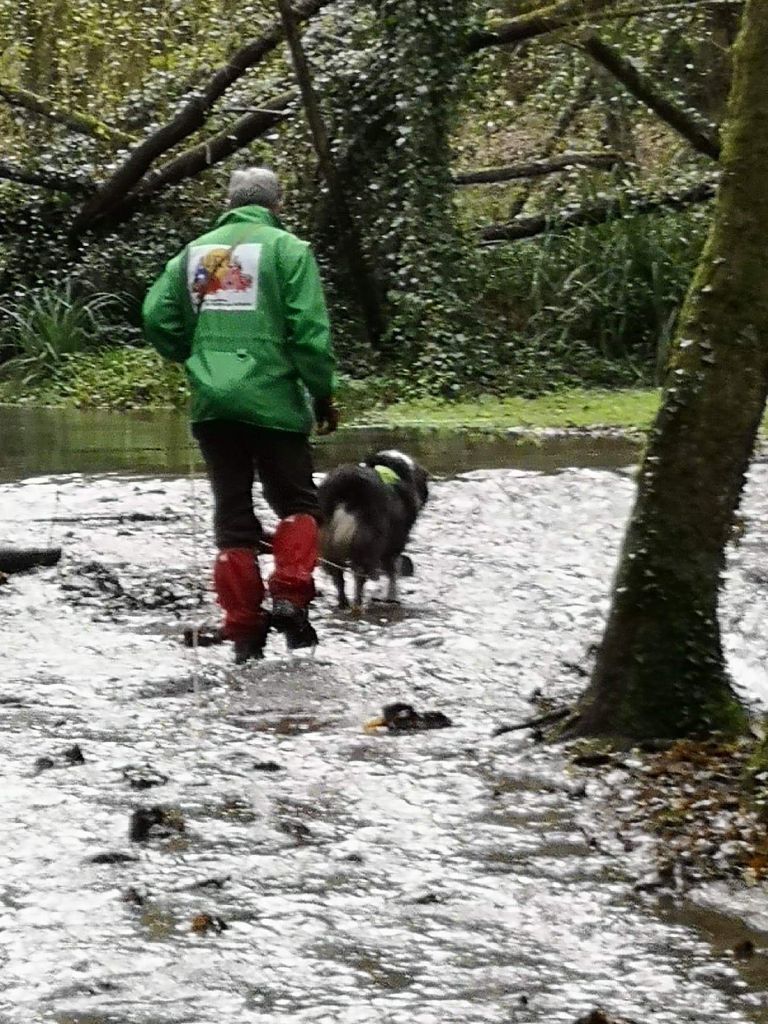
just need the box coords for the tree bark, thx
[69,0,334,236]
[570,0,768,742]
[0,81,134,146]
[454,150,619,186]
[0,160,93,194]
[582,34,721,160]
[276,0,385,347]
[479,179,715,243]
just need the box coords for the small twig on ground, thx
[492,706,572,737]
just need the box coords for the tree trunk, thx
[104,98,293,222]
[570,0,768,742]
[275,0,385,347]
[0,160,93,194]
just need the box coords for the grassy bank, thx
[361,389,660,431]
[0,347,661,432]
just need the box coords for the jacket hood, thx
[215,205,283,229]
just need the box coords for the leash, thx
[186,448,204,701]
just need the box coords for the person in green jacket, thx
[142,167,338,662]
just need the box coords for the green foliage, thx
[0,0,731,399]
[0,282,126,384]
[357,386,661,431]
[478,208,709,393]
[0,346,189,408]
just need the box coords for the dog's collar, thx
[373,464,400,487]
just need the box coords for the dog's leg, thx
[385,567,399,604]
[353,574,366,609]
[330,567,349,609]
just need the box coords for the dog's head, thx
[365,450,429,508]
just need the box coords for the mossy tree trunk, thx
[571,0,768,742]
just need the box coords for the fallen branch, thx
[492,707,572,737]
[582,33,721,159]
[0,81,134,146]
[70,0,334,235]
[453,150,620,186]
[509,73,597,219]
[467,0,620,52]
[0,160,93,194]
[467,0,741,52]
[480,179,716,243]
[0,547,61,574]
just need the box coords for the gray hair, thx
[227,167,282,210]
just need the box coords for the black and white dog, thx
[318,450,429,609]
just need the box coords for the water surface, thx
[2,413,768,1023]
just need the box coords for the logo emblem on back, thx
[188,243,261,312]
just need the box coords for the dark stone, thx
[191,913,228,935]
[129,805,185,843]
[733,938,756,958]
[88,851,139,865]
[63,744,85,765]
[572,752,614,767]
[377,702,453,732]
[33,757,56,774]
[121,886,145,905]
[253,761,283,773]
[188,876,230,891]
[122,765,169,790]
[279,820,312,841]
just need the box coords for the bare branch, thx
[582,34,721,159]
[0,81,134,146]
[509,72,596,218]
[454,150,620,185]
[466,0,741,52]
[467,0,620,53]
[107,96,293,220]
[70,0,334,236]
[0,160,93,194]
[479,179,716,243]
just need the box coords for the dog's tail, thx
[321,504,382,576]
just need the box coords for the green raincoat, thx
[142,205,336,434]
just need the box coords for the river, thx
[1,406,768,1024]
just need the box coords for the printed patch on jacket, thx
[187,243,261,312]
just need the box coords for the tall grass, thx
[0,283,127,385]
[480,207,709,392]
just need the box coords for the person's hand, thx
[314,396,340,435]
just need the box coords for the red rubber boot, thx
[214,548,269,663]
[269,514,319,649]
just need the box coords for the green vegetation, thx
[0,344,660,431]
[0,347,186,409]
[359,388,660,430]
[0,0,732,396]
[0,283,125,384]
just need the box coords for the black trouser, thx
[193,420,319,549]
